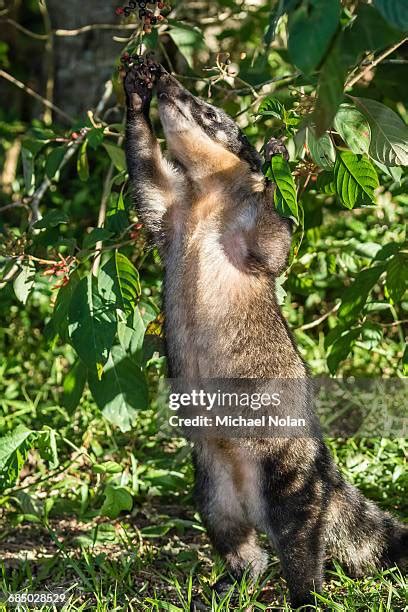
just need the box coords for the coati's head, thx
[157,73,262,178]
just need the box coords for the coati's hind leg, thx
[124,61,185,247]
[260,445,328,609]
[193,446,268,593]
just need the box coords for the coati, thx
[123,61,407,609]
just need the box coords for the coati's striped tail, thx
[326,478,408,575]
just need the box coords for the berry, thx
[129,0,136,6]
[115,6,124,15]
[139,1,146,7]
[139,8,146,17]
[71,132,79,140]
[121,52,130,62]
[124,6,131,15]
[157,1,164,7]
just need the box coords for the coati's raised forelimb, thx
[124,68,185,247]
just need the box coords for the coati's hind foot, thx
[122,54,161,111]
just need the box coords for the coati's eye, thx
[205,109,218,121]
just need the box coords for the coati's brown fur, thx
[124,66,407,609]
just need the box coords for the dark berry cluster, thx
[115,0,169,33]
[120,54,161,89]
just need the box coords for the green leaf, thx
[334,104,371,155]
[33,209,69,229]
[288,0,341,74]
[313,39,346,135]
[117,307,145,365]
[327,329,360,374]
[342,5,402,66]
[386,253,408,303]
[83,228,113,250]
[63,359,87,414]
[360,321,383,349]
[99,251,141,318]
[68,274,117,371]
[100,484,133,519]
[257,97,284,119]
[21,147,35,195]
[77,140,89,181]
[316,171,336,195]
[334,151,379,209]
[0,425,34,490]
[93,461,123,474]
[53,271,80,342]
[373,0,408,31]
[306,128,335,170]
[352,97,408,167]
[268,154,298,219]
[87,127,104,150]
[103,142,126,172]
[106,192,129,234]
[167,20,204,67]
[45,146,66,180]
[402,345,408,376]
[13,262,35,305]
[338,265,385,324]
[88,345,148,432]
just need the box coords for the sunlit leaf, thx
[352,97,408,166]
[334,104,371,155]
[334,151,379,209]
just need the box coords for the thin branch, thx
[346,38,408,89]
[92,162,115,276]
[0,18,48,40]
[0,69,74,123]
[1,18,137,39]
[54,23,137,36]
[296,303,340,332]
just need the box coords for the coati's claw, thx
[122,54,161,111]
[264,137,289,162]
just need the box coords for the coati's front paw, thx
[264,137,289,162]
[122,54,161,112]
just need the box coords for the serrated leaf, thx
[88,345,148,432]
[103,142,126,172]
[386,253,408,303]
[334,104,371,155]
[268,154,298,219]
[117,307,145,365]
[77,140,89,181]
[100,484,132,519]
[288,0,341,74]
[63,359,87,414]
[68,274,117,371]
[306,128,335,170]
[314,40,346,135]
[45,146,66,180]
[257,97,284,119]
[100,251,140,318]
[334,151,379,209]
[352,97,408,166]
[373,0,408,31]
[316,172,336,195]
[13,262,35,305]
